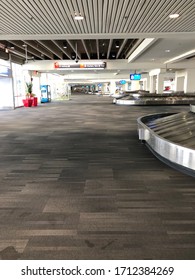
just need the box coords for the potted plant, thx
[23,79,37,107]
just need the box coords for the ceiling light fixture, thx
[74,12,84,20]
[165,49,170,52]
[115,41,120,48]
[63,41,67,49]
[169,13,179,19]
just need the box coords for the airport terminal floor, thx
[0,94,195,260]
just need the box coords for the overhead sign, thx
[54,62,106,69]
[130,74,141,80]
[119,80,126,85]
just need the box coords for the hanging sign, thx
[54,62,106,69]
[119,80,126,85]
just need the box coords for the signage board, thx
[130,74,141,80]
[54,62,106,69]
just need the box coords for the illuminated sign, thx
[119,80,126,85]
[54,62,106,69]
[130,74,141,80]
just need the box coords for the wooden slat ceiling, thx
[0,0,194,64]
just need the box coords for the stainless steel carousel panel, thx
[115,92,195,106]
[137,107,195,176]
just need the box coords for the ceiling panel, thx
[0,0,194,66]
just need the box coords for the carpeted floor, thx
[0,94,194,260]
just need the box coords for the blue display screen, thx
[119,80,126,85]
[130,74,141,80]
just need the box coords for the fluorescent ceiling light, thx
[169,13,179,19]
[128,38,156,63]
[164,49,195,64]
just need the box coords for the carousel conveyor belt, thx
[137,105,195,177]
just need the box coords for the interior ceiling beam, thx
[9,53,24,64]
[128,38,157,62]
[1,32,195,41]
[96,39,99,60]
[116,39,127,59]
[52,40,72,59]
[125,39,143,59]
[81,40,90,59]
[8,40,44,59]
[37,40,63,60]
[66,40,81,60]
[9,48,32,59]
[107,39,113,59]
[23,40,54,59]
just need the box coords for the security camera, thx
[75,59,79,63]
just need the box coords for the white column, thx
[131,80,140,91]
[110,80,116,94]
[175,70,185,92]
[101,83,106,94]
[125,82,129,91]
[142,77,149,91]
[149,75,156,93]
[184,69,195,93]
[156,73,164,93]
[175,76,184,92]
[146,76,150,91]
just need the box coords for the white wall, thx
[0,77,14,109]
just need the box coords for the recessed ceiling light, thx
[165,49,170,52]
[74,12,84,20]
[169,13,179,19]
[63,42,67,49]
[115,41,120,48]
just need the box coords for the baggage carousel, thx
[137,104,195,177]
[114,92,195,105]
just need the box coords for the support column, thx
[131,80,140,91]
[175,76,184,92]
[175,70,185,92]
[156,73,164,93]
[149,75,156,93]
[109,80,116,94]
[146,76,150,91]
[125,82,129,91]
[184,69,195,93]
[142,77,150,91]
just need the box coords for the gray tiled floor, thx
[0,94,195,260]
